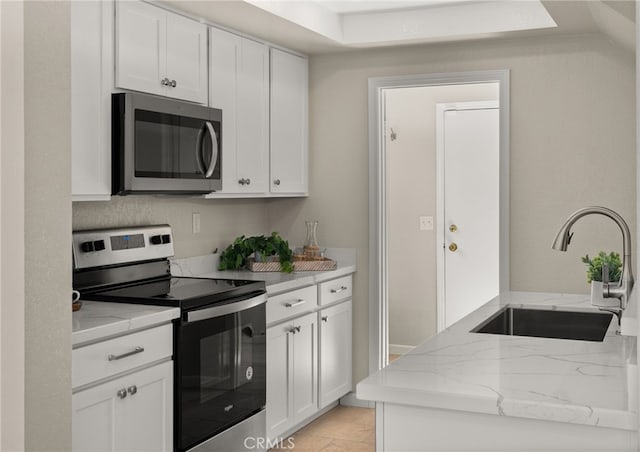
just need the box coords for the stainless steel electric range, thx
[72,225,266,452]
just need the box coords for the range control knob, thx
[80,241,94,252]
[150,235,163,245]
[161,234,171,244]
[93,240,106,251]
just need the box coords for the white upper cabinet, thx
[209,27,269,194]
[71,0,113,201]
[270,49,309,195]
[116,1,207,104]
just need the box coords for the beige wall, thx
[1,1,25,450]
[386,83,498,349]
[73,198,271,258]
[268,33,636,385]
[24,2,72,450]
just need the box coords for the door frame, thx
[435,100,500,332]
[368,70,510,374]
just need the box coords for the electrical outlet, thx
[419,216,433,231]
[192,212,201,234]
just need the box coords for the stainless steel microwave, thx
[112,93,222,195]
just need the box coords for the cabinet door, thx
[270,49,308,195]
[291,312,318,423]
[73,361,173,452]
[165,13,207,104]
[71,0,112,201]
[209,27,240,192]
[236,38,269,193]
[210,28,269,195]
[116,1,166,97]
[266,322,293,440]
[319,300,352,409]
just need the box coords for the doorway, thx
[368,71,510,372]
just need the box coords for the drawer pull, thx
[285,299,305,308]
[127,385,138,396]
[330,286,348,294]
[321,316,328,322]
[117,388,127,399]
[108,346,144,361]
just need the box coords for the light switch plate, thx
[419,216,433,231]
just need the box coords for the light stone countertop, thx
[170,248,357,295]
[72,248,355,347]
[72,301,180,348]
[357,291,638,431]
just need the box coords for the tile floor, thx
[269,405,375,451]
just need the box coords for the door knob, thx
[448,243,458,252]
[449,224,458,233]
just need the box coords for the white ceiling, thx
[161,0,635,55]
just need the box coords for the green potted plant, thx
[581,251,622,304]
[218,232,294,273]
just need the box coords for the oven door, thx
[113,92,222,195]
[175,294,266,452]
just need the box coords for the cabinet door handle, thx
[273,179,281,186]
[117,388,127,399]
[161,77,170,86]
[127,385,138,396]
[108,346,144,361]
[171,79,177,88]
[289,327,297,334]
[321,316,328,322]
[295,326,301,333]
[285,299,305,308]
[330,286,348,294]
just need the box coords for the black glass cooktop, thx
[86,277,266,311]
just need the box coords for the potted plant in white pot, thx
[581,251,622,304]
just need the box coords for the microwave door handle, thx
[195,125,206,175]
[204,121,218,178]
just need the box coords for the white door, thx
[165,13,207,104]
[318,300,352,409]
[72,361,173,452]
[266,323,293,440]
[291,313,318,423]
[116,1,166,97]
[437,101,500,330]
[270,48,309,194]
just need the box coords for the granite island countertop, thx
[357,291,638,431]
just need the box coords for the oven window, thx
[134,109,220,180]
[177,301,265,452]
[200,329,234,402]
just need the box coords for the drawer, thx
[73,323,173,389]
[318,275,353,306]
[267,285,317,325]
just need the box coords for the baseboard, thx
[340,391,375,408]
[389,344,414,355]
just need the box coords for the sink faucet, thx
[552,206,634,322]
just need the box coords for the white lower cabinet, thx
[73,360,173,452]
[319,300,352,408]
[266,275,354,441]
[72,323,174,452]
[266,312,318,440]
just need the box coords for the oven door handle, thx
[186,293,267,323]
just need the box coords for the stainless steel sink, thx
[471,306,613,342]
